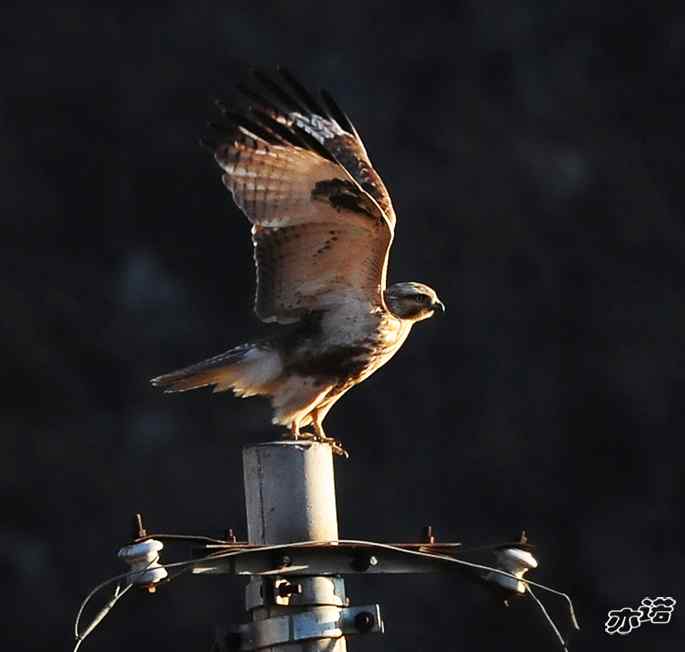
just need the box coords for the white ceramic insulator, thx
[118,539,168,585]
[489,548,538,594]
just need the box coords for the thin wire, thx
[74,553,217,640]
[165,566,194,582]
[528,586,568,651]
[73,582,132,652]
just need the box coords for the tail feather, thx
[150,344,283,397]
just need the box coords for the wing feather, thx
[212,70,396,324]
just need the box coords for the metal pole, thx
[242,440,347,651]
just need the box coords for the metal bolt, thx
[133,513,146,539]
[354,611,375,633]
[423,525,435,544]
[280,555,292,567]
[352,553,378,572]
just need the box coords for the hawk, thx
[151,68,444,455]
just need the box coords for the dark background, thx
[3,1,683,650]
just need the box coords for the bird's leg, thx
[285,420,300,440]
[311,410,349,459]
[282,419,315,441]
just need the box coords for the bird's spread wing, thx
[210,69,396,324]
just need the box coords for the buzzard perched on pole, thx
[151,68,444,455]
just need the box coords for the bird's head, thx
[384,282,445,322]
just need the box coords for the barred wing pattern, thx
[211,69,396,324]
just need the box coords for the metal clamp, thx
[226,605,383,650]
[245,576,347,610]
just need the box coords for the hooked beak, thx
[431,300,446,314]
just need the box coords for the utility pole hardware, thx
[74,439,579,651]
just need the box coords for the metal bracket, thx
[225,605,383,650]
[192,540,533,577]
[194,542,462,576]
